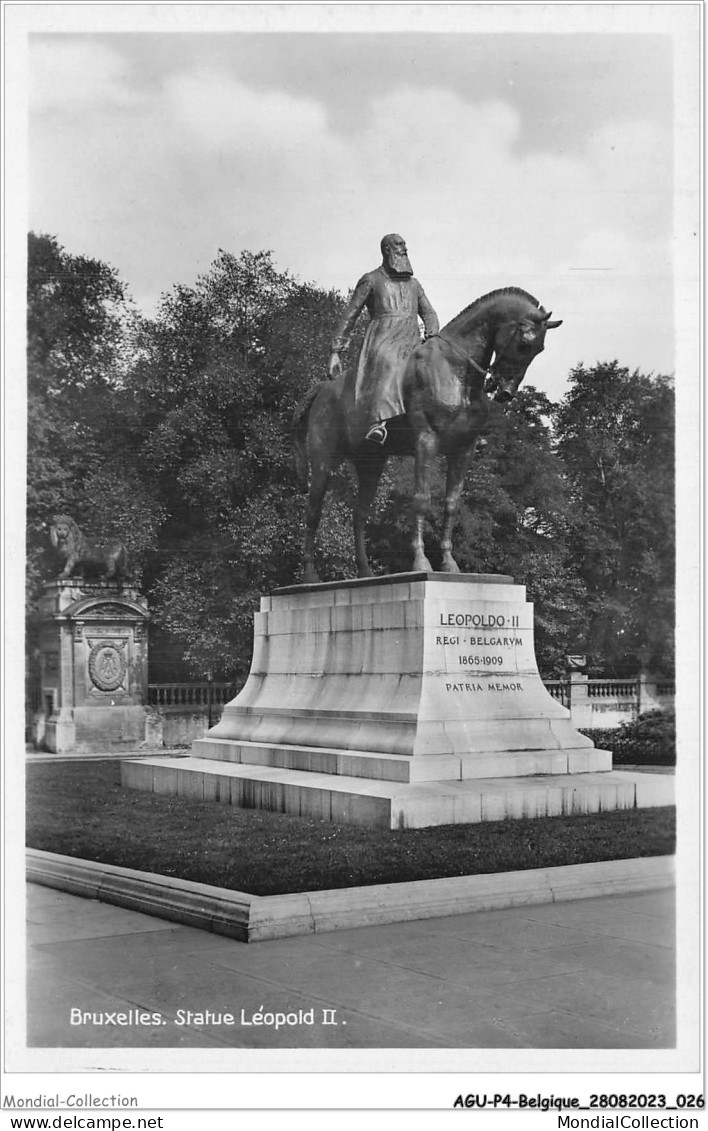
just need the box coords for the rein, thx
[429,321,522,382]
[429,332,491,376]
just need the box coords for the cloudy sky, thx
[23,6,698,400]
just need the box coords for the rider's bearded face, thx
[382,236,413,277]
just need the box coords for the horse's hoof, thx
[441,558,461,574]
[413,556,433,573]
[302,570,320,585]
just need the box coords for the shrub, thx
[580,710,676,766]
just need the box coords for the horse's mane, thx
[446,287,540,330]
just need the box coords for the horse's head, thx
[491,306,562,403]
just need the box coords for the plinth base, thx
[122,573,672,828]
[191,736,611,781]
[123,756,673,830]
[202,572,596,762]
[48,705,147,754]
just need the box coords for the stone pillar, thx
[36,581,150,754]
[567,670,593,730]
[638,673,664,716]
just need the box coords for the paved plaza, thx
[26,882,675,1049]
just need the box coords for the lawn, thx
[26,761,675,897]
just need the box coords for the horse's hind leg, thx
[411,429,438,572]
[440,446,474,573]
[303,460,331,584]
[352,449,386,578]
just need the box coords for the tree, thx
[28,231,130,395]
[26,233,155,599]
[122,250,350,676]
[553,362,674,674]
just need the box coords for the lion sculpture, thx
[50,515,129,584]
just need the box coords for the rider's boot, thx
[365,422,388,445]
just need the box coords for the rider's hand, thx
[327,351,342,380]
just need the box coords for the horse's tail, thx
[291,382,324,493]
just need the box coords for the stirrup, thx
[365,423,388,445]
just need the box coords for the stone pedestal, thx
[123,574,673,827]
[37,581,150,753]
[206,572,601,769]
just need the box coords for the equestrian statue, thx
[293,233,562,583]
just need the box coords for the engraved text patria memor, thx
[438,608,524,693]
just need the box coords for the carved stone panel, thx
[87,639,128,693]
[91,604,135,619]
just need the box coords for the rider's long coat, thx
[332,266,439,444]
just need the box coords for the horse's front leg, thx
[352,449,386,578]
[412,429,438,572]
[440,444,475,573]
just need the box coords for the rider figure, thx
[328,234,440,444]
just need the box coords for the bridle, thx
[427,321,524,383]
[427,332,491,377]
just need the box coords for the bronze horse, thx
[293,287,561,582]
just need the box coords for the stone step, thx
[192,736,611,781]
[193,737,458,782]
[122,757,674,831]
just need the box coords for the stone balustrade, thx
[588,679,638,698]
[540,676,674,729]
[143,682,239,747]
[148,683,238,708]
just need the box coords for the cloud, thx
[30,39,143,112]
[28,46,675,395]
[164,70,329,152]
[586,119,672,234]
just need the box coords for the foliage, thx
[118,250,348,675]
[26,233,159,596]
[26,761,675,896]
[554,362,674,675]
[580,709,676,766]
[27,231,131,395]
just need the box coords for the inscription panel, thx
[417,596,575,731]
[426,600,536,689]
